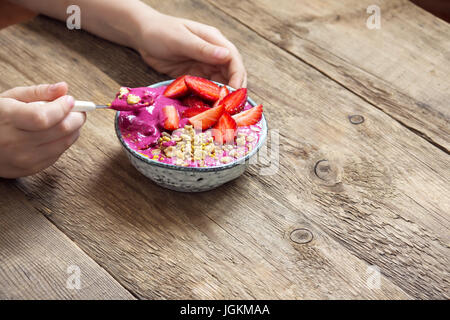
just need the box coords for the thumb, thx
[0,82,68,103]
[12,95,75,131]
[183,36,230,64]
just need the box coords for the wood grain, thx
[207,0,450,152]
[0,0,448,299]
[0,181,135,300]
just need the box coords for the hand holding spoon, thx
[38,100,147,112]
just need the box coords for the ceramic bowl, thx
[115,80,268,192]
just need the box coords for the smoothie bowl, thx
[114,76,267,192]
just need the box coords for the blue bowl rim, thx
[114,79,268,172]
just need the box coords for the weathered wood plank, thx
[208,0,450,152]
[0,0,448,300]
[0,181,135,300]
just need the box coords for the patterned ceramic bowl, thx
[115,80,268,192]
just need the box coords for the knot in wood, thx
[290,228,313,244]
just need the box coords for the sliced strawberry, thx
[213,86,230,107]
[182,96,211,109]
[184,76,220,101]
[182,106,211,118]
[213,112,237,144]
[188,104,224,130]
[163,75,189,98]
[232,104,263,127]
[162,105,180,131]
[218,88,247,115]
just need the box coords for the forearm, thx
[9,0,157,49]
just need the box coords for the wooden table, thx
[0,0,449,300]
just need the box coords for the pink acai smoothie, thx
[117,85,262,168]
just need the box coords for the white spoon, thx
[37,100,109,112]
[70,101,109,112]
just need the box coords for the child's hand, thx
[0,82,86,178]
[9,1,247,88]
[136,13,247,89]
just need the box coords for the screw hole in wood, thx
[289,228,313,244]
[314,160,330,180]
[348,114,365,124]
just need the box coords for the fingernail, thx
[66,95,74,106]
[213,47,229,59]
[49,82,65,92]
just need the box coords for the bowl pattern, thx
[125,151,248,192]
[115,80,268,192]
